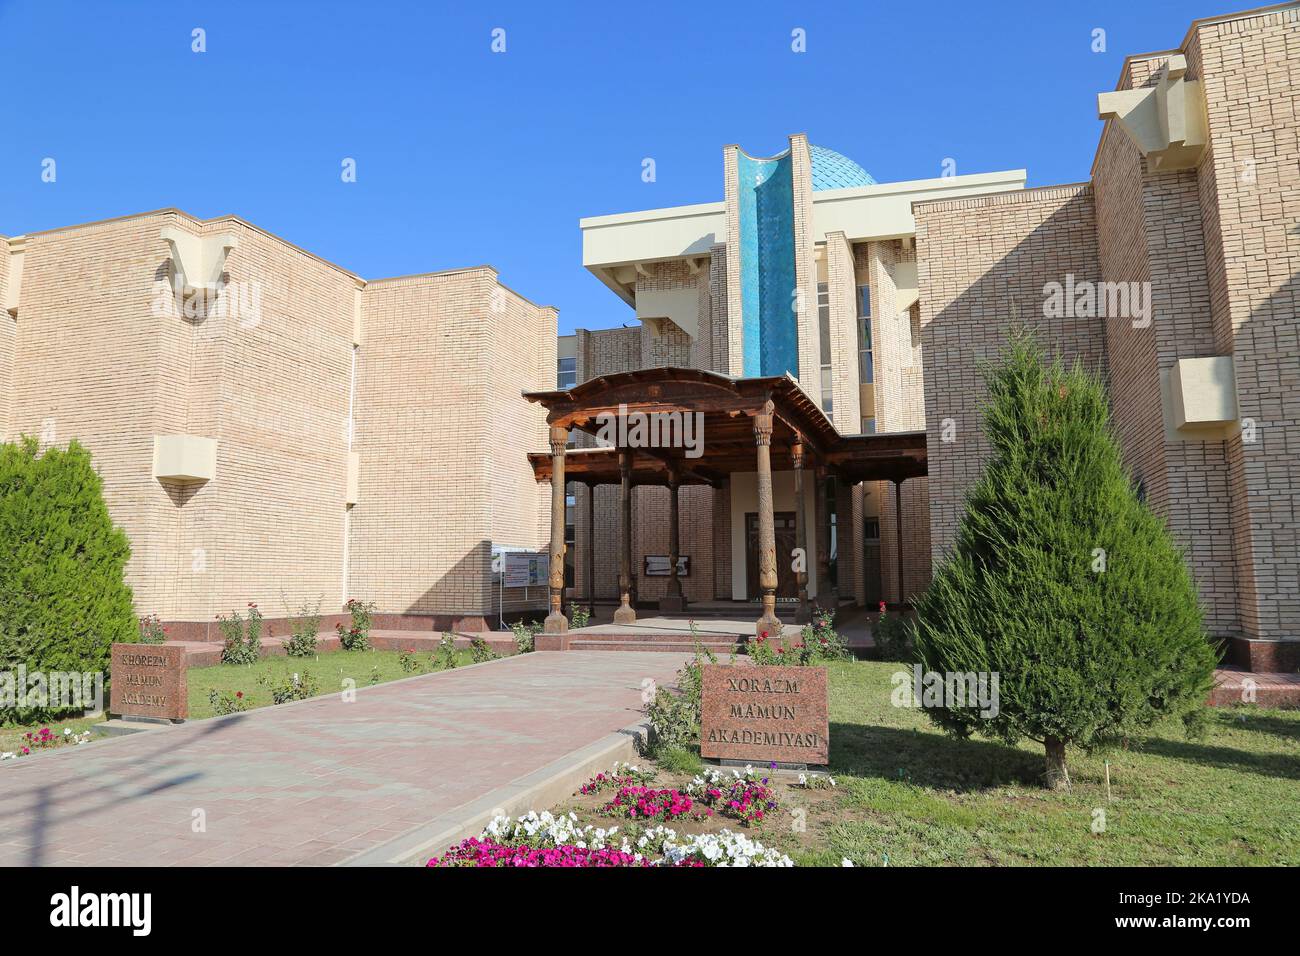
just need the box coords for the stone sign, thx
[700,664,828,765]
[110,643,188,721]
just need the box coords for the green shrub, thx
[398,649,422,673]
[746,613,850,667]
[644,637,715,756]
[0,438,136,722]
[470,637,497,664]
[568,603,591,629]
[337,598,375,651]
[258,670,319,705]
[655,745,704,776]
[282,594,321,658]
[435,632,459,670]
[208,689,248,716]
[218,604,263,665]
[510,619,540,654]
[138,613,168,645]
[802,608,852,663]
[912,334,1217,789]
[873,607,914,662]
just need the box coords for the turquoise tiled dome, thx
[809,145,876,191]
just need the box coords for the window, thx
[861,417,876,435]
[857,285,873,385]
[557,356,576,389]
[817,282,833,415]
[564,492,577,588]
[817,283,831,366]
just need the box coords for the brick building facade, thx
[2,3,1295,669]
[0,210,554,635]
[569,4,1299,670]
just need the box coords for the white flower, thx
[659,829,793,868]
[63,728,72,735]
[798,773,808,785]
[841,858,854,867]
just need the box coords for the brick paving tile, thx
[0,651,689,866]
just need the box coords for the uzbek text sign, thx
[700,664,828,764]
[110,643,188,720]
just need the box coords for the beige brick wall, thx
[707,242,731,374]
[0,242,13,441]
[1093,53,1240,637]
[9,212,364,624]
[916,185,1108,560]
[824,232,862,431]
[790,134,823,407]
[1192,6,1300,642]
[349,268,552,617]
[12,213,195,619]
[3,209,554,626]
[858,239,930,603]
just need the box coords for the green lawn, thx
[186,647,478,718]
[809,660,1300,866]
[555,660,1300,866]
[1,647,482,755]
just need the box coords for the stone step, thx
[571,631,742,643]
[569,640,742,654]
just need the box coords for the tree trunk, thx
[1044,737,1069,790]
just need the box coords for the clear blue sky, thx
[0,0,1234,334]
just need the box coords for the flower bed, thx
[687,767,780,826]
[578,761,656,795]
[426,809,793,868]
[430,838,651,868]
[601,785,699,822]
[1,726,93,760]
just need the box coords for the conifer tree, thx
[912,334,1217,789]
[0,438,136,719]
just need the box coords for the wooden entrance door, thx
[745,512,797,601]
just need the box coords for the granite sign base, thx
[717,758,827,772]
[700,664,829,765]
[109,643,189,722]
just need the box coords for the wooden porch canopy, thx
[521,367,927,635]
[527,430,927,486]
[523,367,927,485]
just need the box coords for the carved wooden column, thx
[661,465,685,612]
[614,449,637,624]
[543,424,569,633]
[585,482,595,613]
[792,437,811,624]
[814,465,832,611]
[753,400,782,638]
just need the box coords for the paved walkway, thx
[0,651,690,867]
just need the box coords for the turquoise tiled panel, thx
[737,152,798,378]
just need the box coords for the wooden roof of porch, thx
[522,366,927,485]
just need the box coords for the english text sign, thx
[110,643,188,721]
